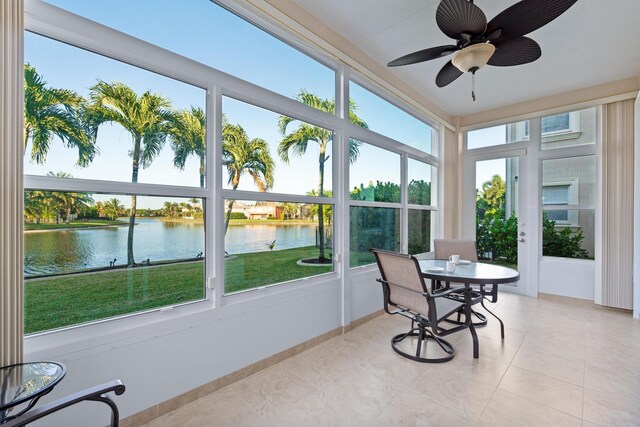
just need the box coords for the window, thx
[349,138,403,267]
[408,159,436,206]
[350,206,400,267]
[224,200,333,294]
[408,210,433,255]
[24,33,206,187]
[44,0,336,111]
[24,34,207,334]
[408,159,436,255]
[541,155,595,259]
[540,107,595,150]
[542,185,570,222]
[223,97,332,196]
[24,192,206,334]
[466,120,529,150]
[222,99,335,294]
[349,142,400,203]
[349,81,435,153]
[542,113,570,133]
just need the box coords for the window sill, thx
[542,131,582,143]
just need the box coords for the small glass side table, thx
[0,362,66,424]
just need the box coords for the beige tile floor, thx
[144,293,640,427]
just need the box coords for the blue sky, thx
[25,0,483,209]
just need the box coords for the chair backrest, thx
[371,249,429,314]
[434,239,478,262]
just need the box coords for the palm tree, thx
[167,107,206,188]
[86,81,173,266]
[222,121,274,234]
[95,201,107,219]
[162,201,180,218]
[278,90,367,261]
[45,172,94,223]
[24,190,52,224]
[23,64,96,166]
[104,198,125,221]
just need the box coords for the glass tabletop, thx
[418,260,519,284]
[0,362,66,412]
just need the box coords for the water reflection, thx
[24,219,318,276]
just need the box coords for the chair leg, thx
[481,298,505,339]
[391,325,455,363]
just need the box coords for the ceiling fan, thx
[387,0,578,100]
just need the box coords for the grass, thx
[224,246,331,293]
[24,246,331,334]
[25,261,205,334]
[25,219,127,231]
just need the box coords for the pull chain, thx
[471,72,476,102]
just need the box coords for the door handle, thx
[519,231,525,236]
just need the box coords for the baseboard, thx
[121,310,383,426]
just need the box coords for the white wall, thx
[24,277,355,425]
[539,258,595,300]
[349,266,383,321]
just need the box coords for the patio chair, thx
[433,239,505,339]
[371,249,476,363]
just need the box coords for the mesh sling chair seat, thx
[433,239,505,339]
[371,249,476,363]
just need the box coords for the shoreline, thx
[24,223,129,233]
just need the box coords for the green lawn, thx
[224,246,331,293]
[25,219,127,231]
[25,246,332,334]
[25,261,205,334]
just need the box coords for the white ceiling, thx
[291,0,640,117]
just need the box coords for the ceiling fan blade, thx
[436,0,487,40]
[488,37,541,66]
[486,0,578,43]
[387,45,458,67]
[436,60,463,87]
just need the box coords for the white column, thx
[1,0,24,366]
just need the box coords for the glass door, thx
[463,151,531,295]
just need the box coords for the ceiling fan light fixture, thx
[451,43,496,73]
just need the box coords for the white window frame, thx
[24,0,441,335]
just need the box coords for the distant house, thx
[248,202,283,219]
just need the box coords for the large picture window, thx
[222,99,337,294]
[24,33,207,333]
[24,192,206,334]
[24,0,441,332]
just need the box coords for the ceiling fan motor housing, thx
[451,43,496,73]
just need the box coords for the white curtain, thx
[1,0,24,366]
[601,98,635,309]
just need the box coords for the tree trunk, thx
[65,206,71,224]
[224,174,241,235]
[127,137,141,266]
[199,157,205,188]
[317,146,326,261]
[224,200,235,235]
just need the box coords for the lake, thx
[24,218,318,276]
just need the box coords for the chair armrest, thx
[429,287,468,298]
[3,380,125,427]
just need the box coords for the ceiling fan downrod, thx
[470,67,478,101]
